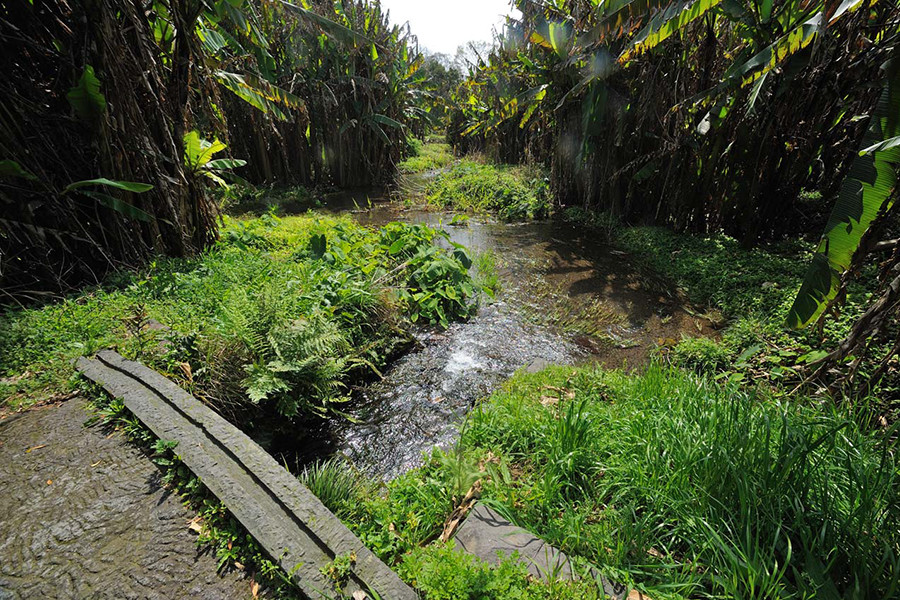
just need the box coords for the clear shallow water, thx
[275,188,713,478]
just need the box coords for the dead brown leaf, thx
[25,444,47,453]
[251,580,260,599]
[351,591,369,600]
[542,385,575,399]
[439,481,482,542]
[179,362,193,381]
[187,516,204,534]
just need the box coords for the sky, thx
[380,0,520,55]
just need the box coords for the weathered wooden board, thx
[77,350,416,600]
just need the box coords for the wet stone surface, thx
[0,398,251,600]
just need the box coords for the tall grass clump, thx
[461,365,900,599]
[298,457,367,519]
[425,159,550,221]
[399,141,455,174]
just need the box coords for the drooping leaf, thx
[787,60,900,328]
[0,160,37,180]
[279,0,372,47]
[214,71,303,121]
[78,190,153,222]
[66,65,107,124]
[860,135,900,156]
[63,178,153,194]
[619,0,722,63]
[583,0,679,46]
[205,158,248,171]
[371,113,404,129]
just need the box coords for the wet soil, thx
[0,398,252,600]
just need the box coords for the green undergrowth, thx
[399,140,455,173]
[614,225,892,395]
[219,184,321,216]
[326,364,900,600]
[424,159,550,221]
[296,455,610,599]
[1,214,480,417]
[559,207,894,400]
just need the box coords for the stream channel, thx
[264,181,714,480]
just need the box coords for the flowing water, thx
[273,182,713,479]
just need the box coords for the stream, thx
[270,184,714,480]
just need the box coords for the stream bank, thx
[272,196,715,478]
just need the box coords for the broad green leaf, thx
[66,65,107,124]
[787,60,900,328]
[79,190,153,222]
[0,160,37,180]
[205,158,248,170]
[183,131,227,171]
[371,114,404,129]
[214,71,303,121]
[63,178,153,193]
[860,135,900,156]
[198,26,227,54]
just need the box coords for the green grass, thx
[218,184,320,216]
[473,249,501,299]
[344,364,900,599]
[424,159,551,221]
[399,140,455,173]
[0,214,479,416]
[604,225,894,397]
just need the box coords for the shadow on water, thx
[267,182,714,479]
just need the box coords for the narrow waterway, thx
[254,177,715,478]
[287,186,714,478]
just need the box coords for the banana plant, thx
[183,131,247,188]
[787,57,900,329]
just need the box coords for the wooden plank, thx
[77,350,416,600]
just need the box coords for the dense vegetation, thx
[323,364,898,599]
[1,0,426,298]
[0,214,480,419]
[445,0,900,401]
[2,0,900,599]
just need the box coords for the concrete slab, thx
[454,503,627,599]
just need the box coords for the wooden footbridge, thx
[77,350,416,600]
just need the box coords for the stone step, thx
[77,350,416,600]
[453,503,629,599]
